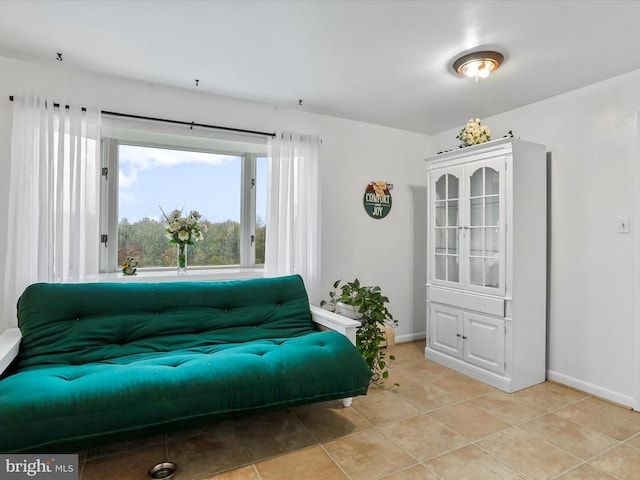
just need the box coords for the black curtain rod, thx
[101,110,276,138]
[9,96,276,138]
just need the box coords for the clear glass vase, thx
[177,243,187,274]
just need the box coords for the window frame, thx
[99,134,267,274]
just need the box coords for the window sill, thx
[98,268,265,283]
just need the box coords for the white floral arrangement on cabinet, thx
[456,118,491,147]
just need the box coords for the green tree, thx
[118,217,167,268]
[200,220,240,265]
[255,216,266,265]
[118,217,256,269]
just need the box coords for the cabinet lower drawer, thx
[427,287,463,307]
[463,293,505,317]
[428,287,504,317]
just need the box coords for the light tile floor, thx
[79,341,640,480]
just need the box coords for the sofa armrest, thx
[0,328,21,376]
[310,305,360,345]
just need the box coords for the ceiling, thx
[1,0,640,135]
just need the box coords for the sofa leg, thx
[342,397,352,408]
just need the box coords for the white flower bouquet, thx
[456,118,491,147]
[161,208,206,246]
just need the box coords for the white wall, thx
[431,70,640,407]
[0,56,430,341]
[5,55,637,408]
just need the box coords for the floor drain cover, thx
[148,462,176,479]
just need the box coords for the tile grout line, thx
[289,404,358,480]
[78,341,640,480]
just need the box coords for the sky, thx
[118,144,267,225]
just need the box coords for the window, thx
[100,125,268,273]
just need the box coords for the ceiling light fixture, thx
[453,51,503,82]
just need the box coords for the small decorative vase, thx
[177,243,187,274]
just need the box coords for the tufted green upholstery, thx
[0,275,371,453]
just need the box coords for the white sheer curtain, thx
[2,95,101,328]
[265,132,321,305]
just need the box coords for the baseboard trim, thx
[547,369,634,409]
[396,332,426,344]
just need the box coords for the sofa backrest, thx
[15,275,313,369]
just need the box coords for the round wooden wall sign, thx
[363,181,393,219]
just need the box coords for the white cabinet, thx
[429,302,464,358]
[463,311,505,375]
[425,138,547,393]
[429,297,505,376]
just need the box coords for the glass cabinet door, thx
[465,160,505,294]
[429,158,505,294]
[432,170,460,284]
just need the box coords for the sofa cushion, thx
[15,275,314,369]
[1,275,372,453]
[0,330,370,453]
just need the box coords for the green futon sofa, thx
[0,275,371,453]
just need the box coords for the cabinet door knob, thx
[456,333,462,337]
[462,336,468,340]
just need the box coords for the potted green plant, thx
[321,279,398,385]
